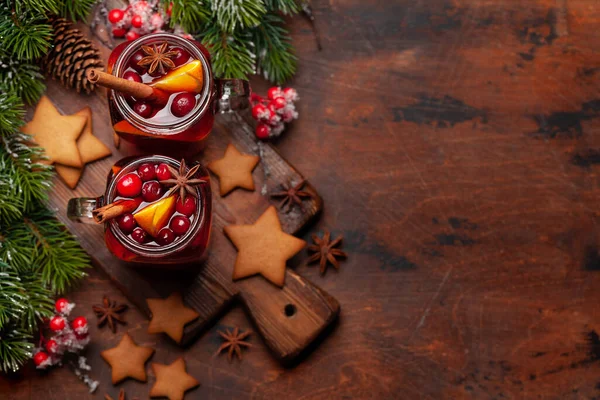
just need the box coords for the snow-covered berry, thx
[45,339,60,354]
[49,316,66,332]
[267,87,283,100]
[108,8,125,24]
[33,351,51,368]
[271,97,287,110]
[256,122,271,139]
[252,103,269,120]
[71,316,89,336]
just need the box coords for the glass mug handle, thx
[215,79,250,113]
[67,197,102,224]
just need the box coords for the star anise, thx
[307,230,347,275]
[137,42,177,75]
[92,296,128,333]
[270,179,314,213]
[215,327,253,361]
[160,159,206,201]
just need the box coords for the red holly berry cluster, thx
[251,86,299,140]
[33,298,90,369]
[108,0,169,41]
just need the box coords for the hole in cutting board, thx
[284,304,296,317]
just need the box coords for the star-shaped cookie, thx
[55,107,112,188]
[20,95,86,167]
[101,333,154,384]
[224,206,306,287]
[150,358,199,400]
[147,292,199,344]
[207,143,260,196]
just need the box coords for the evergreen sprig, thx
[252,13,297,84]
[0,52,45,105]
[200,25,256,79]
[0,326,33,373]
[0,9,53,61]
[58,0,96,22]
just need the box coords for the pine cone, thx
[43,17,103,94]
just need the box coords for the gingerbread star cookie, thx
[207,143,260,196]
[101,333,154,384]
[224,206,306,287]
[20,95,86,168]
[147,292,199,344]
[55,107,112,188]
[150,358,199,400]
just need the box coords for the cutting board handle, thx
[237,269,340,364]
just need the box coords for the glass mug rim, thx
[106,155,209,258]
[113,33,215,135]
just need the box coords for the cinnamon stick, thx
[86,69,169,105]
[92,197,143,224]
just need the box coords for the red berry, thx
[126,31,140,41]
[166,2,173,16]
[123,71,142,83]
[117,173,143,197]
[170,93,196,117]
[49,316,66,332]
[142,181,162,202]
[71,316,88,335]
[133,101,153,118]
[176,196,196,216]
[45,339,59,354]
[170,215,191,235]
[112,27,127,38]
[156,228,175,245]
[55,298,69,314]
[131,227,147,244]
[170,47,191,66]
[271,97,287,110]
[137,163,156,181]
[283,87,299,101]
[267,87,282,100]
[117,213,136,233]
[129,50,146,73]
[155,163,171,180]
[108,8,125,24]
[131,14,143,28]
[252,103,268,120]
[33,351,49,367]
[256,122,271,139]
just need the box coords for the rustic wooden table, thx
[5,0,600,398]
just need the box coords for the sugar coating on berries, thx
[117,173,143,197]
[267,87,283,100]
[155,163,171,180]
[171,93,197,117]
[271,97,287,110]
[142,180,163,202]
[170,215,191,235]
[71,316,89,335]
[176,196,196,216]
[137,163,157,181]
[156,227,175,245]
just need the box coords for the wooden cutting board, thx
[46,91,340,365]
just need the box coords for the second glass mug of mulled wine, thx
[66,155,212,265]
[87,32,250,152]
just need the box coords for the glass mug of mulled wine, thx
[88,32,250,152]
[67,155,212,264]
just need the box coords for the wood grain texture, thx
[6,0,600,398]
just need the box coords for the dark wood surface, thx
[5,0,600,398]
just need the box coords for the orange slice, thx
[133,195,176,237]
[150,60,204,94]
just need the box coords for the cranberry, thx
[117,213,136,233]
[131,227,147,244]
[170,47,191,66]
[133,101,153,118]
[170,215,191,235]
[129,50,146,73]
[155,163,171,181]
[131,14,143,28]
[123,70,142,83]
[142,181,163,202]
[112,27,127,38]
[137,163,156,181]
[117,173,142,197]
[156,228,175,246]
[170,93,196,117]
[176,196,196,217]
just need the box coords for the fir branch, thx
[212,0,266,33]
[18,273,54,332]
[58,0,97,22]
[0,91,25,136]
[0,53,45,104]
[25,210,90,293]
[13,0,60,16]
[252,13,296,84]
[0,269,28,329]
[0,9,53,61]
[263,0,300,15]
[167,0,211,32]
[199,25,256,79]
[0,325,33,373]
